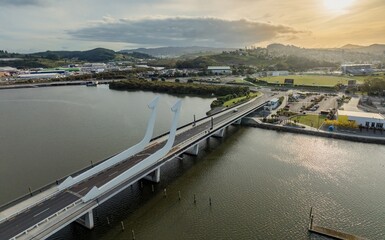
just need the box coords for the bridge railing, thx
[0,190,63,225]
[10,199,83,240]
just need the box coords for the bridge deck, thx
[0,94,270,240]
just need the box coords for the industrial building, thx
[17,73,61,79]
[207,66,232,75]
[267,71,289,76]
[337,110,385,129]
[341,64,373,76]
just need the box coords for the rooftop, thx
[207,66,231,70]
[341,64,372,67]
[338,110,385,120]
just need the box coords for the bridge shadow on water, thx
[50,126,245,240]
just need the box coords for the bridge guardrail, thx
[169,100,268,157]
[0,190,63,226]
[10,199,83,240]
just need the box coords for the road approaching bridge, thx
[0,94,271,240]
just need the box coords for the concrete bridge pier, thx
[76,210,94,229]
[184,143,200,156]
[212,128,225,138]
[144,167,161,183]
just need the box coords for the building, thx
[0,67,18,75]
[265,98,280,111]
[207,66,232,75]
[81,63,107,73]
[268,71,289,76]
[18,73,61,79]
[337,110,385,129]
[284,78,294,85]
[341,64,373,76]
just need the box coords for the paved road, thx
[0,95,270,240]
[0,192,78,239]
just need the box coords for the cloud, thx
[68,17,305,47]
[0,0,44,6]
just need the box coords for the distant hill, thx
[266,43,385,63]
[29,48,155,62]
[120,46,235,58]
[31,48,117,62]
[340,44,363,49]
[340,44,385,55]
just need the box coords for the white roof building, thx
[208,66,232,75]
[17,73,61,79]
[0,67,18,73]
[338,110,385,129]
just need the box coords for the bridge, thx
[0,94,271,240]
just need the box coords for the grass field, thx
[291,114,327,128]
[223,92,259,107]
[260,75,363,86]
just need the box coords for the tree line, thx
[109,79,250,98]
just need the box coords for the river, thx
[1,85,384,239]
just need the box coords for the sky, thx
[1,0,384,53]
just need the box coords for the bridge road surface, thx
[0,95,271,240]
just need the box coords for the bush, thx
[324,119,357,129]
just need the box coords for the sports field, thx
[260,75,360,87]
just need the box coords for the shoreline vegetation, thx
[109,79,253,109]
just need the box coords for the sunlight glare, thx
[323,0,355,12]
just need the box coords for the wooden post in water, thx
[194,194,196,204]
[106,217,110,225]
[309,207,313,219]
[209,197,212,206]
[310,215,314,230]
[91,161,93,167]
[132,229,136,240]
[178,191,181,200]
[28,187,32,196]
[309,207,314,230]
[121,221,125,231]
[163,188,167,197]
[151,184,154,192]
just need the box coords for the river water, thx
[1,85,384,239]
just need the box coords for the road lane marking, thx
[67,190,83,198]
[77,187,88,194]
[33,208,49,218]
[109,171,119,177]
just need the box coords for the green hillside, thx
[175,48,338,71]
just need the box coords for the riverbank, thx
[0,80,114,90]
[242,117,385,145]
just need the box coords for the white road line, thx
[109,171,119,177]
[33,208,50,218]
[77,187,88,194]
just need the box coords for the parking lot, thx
[286,93,339,114]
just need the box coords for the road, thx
[0,95,271,240]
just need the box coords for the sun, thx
[323,0,355,12]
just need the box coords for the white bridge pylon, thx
[58,96,161,191]
[82,99,182,202]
